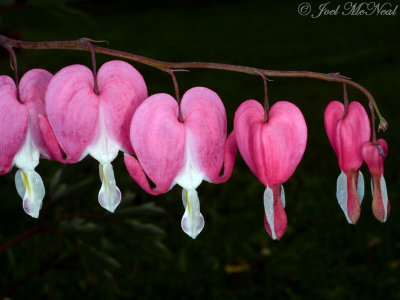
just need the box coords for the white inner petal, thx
[15,169,45,218]
[174,130,204,190]
[13,128,39,170]
[280,185,286,208]
[263,185,276,240]
[336,171,351,223]
[88,105,119,164]
[357,170,364,204]
[380,175,389,222]
[98,162,121,213]
[181,188,204,239]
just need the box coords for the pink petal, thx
[19,69,53,158]
[263,184,287,240]
[97,60,148,154]
[180,87,235,183]
[362,139,387,176]
[0,76,28,174]
[128,93,185,194]
[234,100,307,185]
[345,170,362,224]
[362,139,389,222]
[212,131,237,184]
[38,115,67,162]
[324,101,344,162]
[370,174,390,223]
[324,101,370,171]
[45,65,99,162]
[233,100,263,180]
[339,102,370,171]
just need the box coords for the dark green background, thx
[0,0,399,298]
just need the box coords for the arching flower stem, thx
[0,34,387,131]
[256,71,270,123]
[84,38,100,95]
[165,69,183,122]
[343,83,349,116]
[2,43,21,102]
[369,102,377,144]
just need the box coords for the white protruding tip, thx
[380,175,389,222]
[15,169,45,218]
[280,185,286,208]
[181,189,204,239]
[263,185,276,240]
[98,163,121,213]
[336,171,351,224]
[357,170,364,204]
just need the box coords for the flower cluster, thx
[0,60,389,240]
[324,101,389,224]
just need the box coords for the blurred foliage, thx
[0,0,400,299]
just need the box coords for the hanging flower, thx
[38,60,147,212]
[234,100,307,240]
[362,139,389,222]
[324,101,370,224]
[124,87,237,239]
[0,69,53,217]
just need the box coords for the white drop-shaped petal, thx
[380,175,389,222]
[181,188,204,239]
[263,185,276,240]
[336,171,351,224]
[280,185,286,208]
[98,163,121,213]
[357,170,364,204]
[15,169,45,218]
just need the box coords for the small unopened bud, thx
[378,118,388,132]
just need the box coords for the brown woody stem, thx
[0,34,387,130]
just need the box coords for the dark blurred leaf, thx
[59,218,102,234]
[111,202,165,218]
[0,0,14,7]
[150,240,171,256]
[48,167,64,194]
[123,220,165,236]
[88,247,122,270]
[52,178,94,202]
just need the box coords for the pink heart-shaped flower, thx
[324,101,370,224]
[362,139,389,223]
[1,69,53,218]
[0,76,28,175]
[234,100,307,240]
[125,87,237,239]
[41,60,147,212]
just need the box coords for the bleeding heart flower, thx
[234,100,307,240]
[0,69,53,218]
[38,60,147,212]
[362,139,389,222]
[324,101,370,224]
[124,87,237,239]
